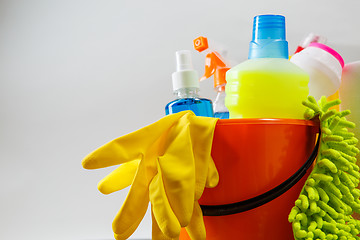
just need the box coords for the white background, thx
[1,0,360,239]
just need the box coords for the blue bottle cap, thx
[248,14,289,59]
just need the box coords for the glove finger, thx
[193,152,211,200]
[158,115,195,227]
[112,193,148,240]
[112,160,150,239]
[189,116,218,199]
[151,207,178,240]
[205,158,219,189]
[82,111,193,169]
[185,201,206,240]
[149,163,181,239]
[98,160,140,194]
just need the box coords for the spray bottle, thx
[225,14,309,119]
[193,36,231,119]
[165,50,214,117]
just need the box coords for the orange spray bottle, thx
[194,36,231,119]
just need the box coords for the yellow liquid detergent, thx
[225,58,309,119]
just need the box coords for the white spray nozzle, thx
[176,50,194,71]
[172,50,199,91]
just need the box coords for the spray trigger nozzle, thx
[200,52,227,82]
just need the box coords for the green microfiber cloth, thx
[289,96,360,240]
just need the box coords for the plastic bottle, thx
[339,61,360,159]
[165,50,213,117]
[225,14,309,119]
[290,42,344,101]
[193,36,230,119]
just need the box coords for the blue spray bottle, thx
[165,50,214,117]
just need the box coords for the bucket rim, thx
[217,118,319,127]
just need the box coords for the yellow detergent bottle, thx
[225,14,309,119]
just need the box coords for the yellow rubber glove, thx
[82,111,219,240]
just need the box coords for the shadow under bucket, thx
[181,118,320,240]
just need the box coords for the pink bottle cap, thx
[309,42,344,68]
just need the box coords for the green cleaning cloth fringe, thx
[289,96,360,240]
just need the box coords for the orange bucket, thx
[180,118,319,240]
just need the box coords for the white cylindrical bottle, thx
[290,42,344,101]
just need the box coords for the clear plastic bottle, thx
[165,50,213,117]
[213,85,229,119]
[225,14,309,119]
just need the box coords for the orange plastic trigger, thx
[194,36,230,89]
[200,53,217,81]
[200,52,229,87]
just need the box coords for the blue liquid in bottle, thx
[214,111,229,119]
[165,88,213,117]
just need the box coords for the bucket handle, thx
[200,129,321,216]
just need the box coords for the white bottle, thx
[290,42,344,101]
